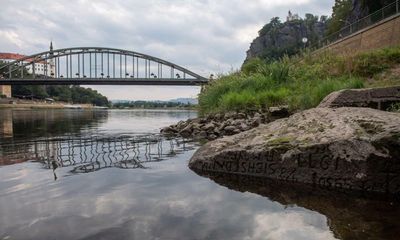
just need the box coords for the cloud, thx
[0,0,334,100]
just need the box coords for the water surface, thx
[0,109,398,240]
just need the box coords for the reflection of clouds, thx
[0,148,337,240]
[251,211,336,240]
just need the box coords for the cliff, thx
[246,15,327,61]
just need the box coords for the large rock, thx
[246,19,327,61]
[189,107,400,194]
[318,86,400,110]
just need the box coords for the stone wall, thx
[321,14,400,55]
[0,85,11,98]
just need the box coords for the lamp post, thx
[302,37,308,49]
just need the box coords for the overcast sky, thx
[0,0,334,100]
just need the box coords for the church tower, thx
[49,41,55,77]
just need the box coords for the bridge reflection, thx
[0,134,198,177]
[0,110,13,138]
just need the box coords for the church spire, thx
[50,41,53,52]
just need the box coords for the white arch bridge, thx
[0,47,208,85]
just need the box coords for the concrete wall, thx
[321,14,400,55]
[0,85,11,98]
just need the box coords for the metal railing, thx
[315,0,399,49]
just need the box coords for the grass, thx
[198,46,400,115]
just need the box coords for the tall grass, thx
[199,46,400,115]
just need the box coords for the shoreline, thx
[0,98,101,109]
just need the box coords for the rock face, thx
[318,86,400,110]
[189,107,400,194]
[246,20,326,61]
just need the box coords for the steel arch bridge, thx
[0,47,208,85]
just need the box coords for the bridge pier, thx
[0,85,11,98]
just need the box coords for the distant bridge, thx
[0,47,208,85]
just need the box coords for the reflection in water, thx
[191,170,400,240]
[1,109,399,240]
[10,109,108,139]
[0,110,13,138]
[0,134,197,178]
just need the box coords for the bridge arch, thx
[0,47,207,85]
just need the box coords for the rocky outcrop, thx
[318,86,400,110]
[189,107,400,194]
[246,19,326,61]
[161,107,290,140]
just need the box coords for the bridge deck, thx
[0,78,207,86]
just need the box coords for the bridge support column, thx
[0,85,11,98]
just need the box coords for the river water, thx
[0,109,399,240]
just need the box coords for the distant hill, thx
[169,98,198,105]
[111,98,198,105]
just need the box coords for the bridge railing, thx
[314,0,399,49]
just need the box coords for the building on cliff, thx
[286,11,300,22]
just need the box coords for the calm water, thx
[0,109,399,240]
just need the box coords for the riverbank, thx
[159,46,400,196]
[198,46,400,115]
[0,98,96,109]
[161,106,290,140]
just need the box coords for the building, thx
[287,10,300,22]
[0,42,55,98]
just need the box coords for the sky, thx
[0,0,334,100]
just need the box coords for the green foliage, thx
[326,0,393,36]
[242,58,265,75]
[11,85,109,106]
[326,0,352,35]
[259,17,283,36]
[352,47,400,76]
[199,46,400,115]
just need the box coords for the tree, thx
[259,17,283,36]
[326,0,352,35]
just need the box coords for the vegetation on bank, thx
[198,46,400,115]
[12,85,109,107]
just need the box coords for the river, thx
[0,109,398,240]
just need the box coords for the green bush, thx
[241,58,265,75]
[353,47,400,76]
[198,46,400,115]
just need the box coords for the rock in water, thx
[189,107,400,195]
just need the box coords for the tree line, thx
[112,101,195,109]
